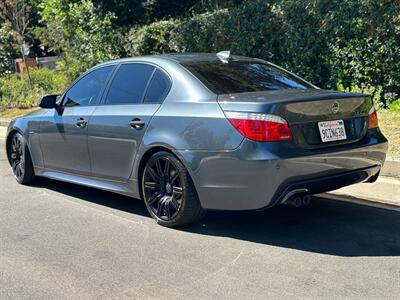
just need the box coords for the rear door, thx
[39,66,114,174]
[88,63,171,181]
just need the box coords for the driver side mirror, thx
[39,95,59,109]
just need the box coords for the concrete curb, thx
[323,193,400,212]
[382,157,400,179]
[0,117,399,178]
[327,175,400,206]
[0,118,10,127]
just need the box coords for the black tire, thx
[9,132,36,185]
[141,151,205,227]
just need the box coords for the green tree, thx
[0,0,34,87]
[93,0,144,26]
[126,19,179,55]
[92,0,245,26]
[0,22,19,74]
[36,0,123,80]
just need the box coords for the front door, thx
[39,66,114,175]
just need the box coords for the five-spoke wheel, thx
[142,151,204,227]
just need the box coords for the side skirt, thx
[35,167,140,199]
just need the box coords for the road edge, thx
[0,118,9,127]
[322,193,400,212]
[382,157,400,179]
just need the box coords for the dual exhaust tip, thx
[281,188,312,208]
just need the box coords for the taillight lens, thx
[225,111,292,142]
[368,106,379,129]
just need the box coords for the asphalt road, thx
[1,141,400,300]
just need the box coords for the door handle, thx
[76,118,87,128]
[129,118,145,129]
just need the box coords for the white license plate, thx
[318,120,347,142]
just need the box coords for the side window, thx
[106,63,154,105]
[63,66,113,107]
[143,69,171,104]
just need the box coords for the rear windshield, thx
[182,61,314,94]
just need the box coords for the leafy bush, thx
[126,2,330,86]
[327,0,400,107]
[2,0,399,113]
[126,5,277,60]
[0,68,69,109]
[388,99,400,112]
[125,0,400,107]
[125,20,179,56]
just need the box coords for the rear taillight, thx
[368,106,379,129]
[225,111,292,142]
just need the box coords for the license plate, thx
[318,120,347,142]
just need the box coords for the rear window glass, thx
[182,61,314,94]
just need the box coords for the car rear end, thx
[179,56,388,210]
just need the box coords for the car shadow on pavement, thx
[33,178,400,257]
[185,197,400,257]
[32,177,149,218]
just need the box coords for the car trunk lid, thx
[217,89,372,149]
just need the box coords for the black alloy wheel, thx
[9,132,35,184]
[142,151,205,227]
[11,133,25,180]
[143,156,183,220]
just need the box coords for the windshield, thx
[182,60,315,94]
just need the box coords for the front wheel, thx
[9,132,36,185]
[142,151,205,227]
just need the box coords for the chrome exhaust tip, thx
[281,188,308,207]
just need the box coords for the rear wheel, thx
[142,151,205,227]
[9,132,36,185]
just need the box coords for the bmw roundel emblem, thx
[331,102,340,114]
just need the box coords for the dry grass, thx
[0,107,39,119]
[378,110,400,157]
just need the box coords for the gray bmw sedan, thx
[6,52,388,227]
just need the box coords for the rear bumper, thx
[177,129,388,210]
[270,165,380,207]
